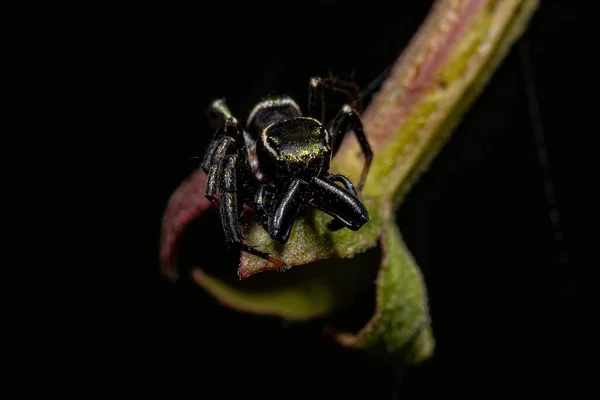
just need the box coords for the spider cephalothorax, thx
[200,77,373,270]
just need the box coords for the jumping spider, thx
[201,76,373,270]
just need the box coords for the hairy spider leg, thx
[327,104,373,192]
[309,176,369,231]
[268,180,311,244]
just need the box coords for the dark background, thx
[4,0,595,397]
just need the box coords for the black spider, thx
[200,76,373,270]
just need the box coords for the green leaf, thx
[238,195,383,279]
[191,247,380,321]
[333,214,434,365]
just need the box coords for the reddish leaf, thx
[160,168,211,280]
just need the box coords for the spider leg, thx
[200,128,224,175]
[307,76,362,123]
[220,153,289,271]
[268,179,310,244]
[307,77,372,191]
[327,174,358,197]
[201,119,240,206]
[241,244,290,272]
[323,174,359,231]
[309,176,369,231]
[327,105,373,192]
[218,154,244,244]
[199,100,237,174]
[308,77,325,122]
[252,183,276,231]
[201,109,288,270]
[207,98,236,130]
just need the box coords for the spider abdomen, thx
[256,117,332,180]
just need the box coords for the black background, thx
[4,0,595,397]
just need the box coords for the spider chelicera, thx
[200,76,373,270]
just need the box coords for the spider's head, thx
[256,117,332,181]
